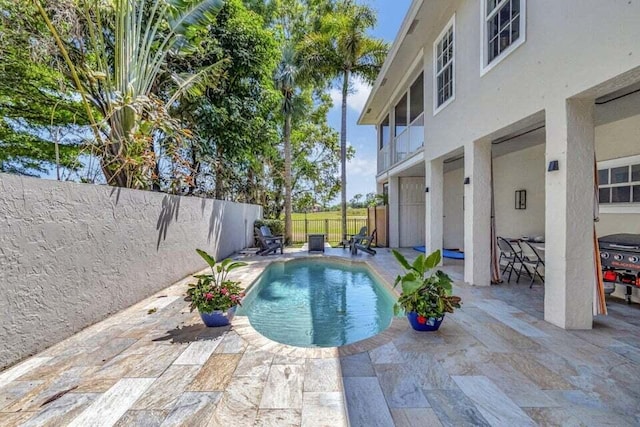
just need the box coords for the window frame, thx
[480,0,527,76]
[433,14,456,116]
[597,154,640,214]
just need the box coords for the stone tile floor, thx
[1,247,640,426]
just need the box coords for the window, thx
[379,115,390,149]
[481,0,526,74]
[598,156,640,207]
[394,94,408,137]
[434,16,455,113]
[409,73,424,122]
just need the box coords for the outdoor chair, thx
[255,226,284,256]
[518,240,545,288]
[497,237,525,283]
[345,226,368,250]
[352,229,377,256]
[342,226,368,250]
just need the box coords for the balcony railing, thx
[378,144,390,172]
[378,113,424,174]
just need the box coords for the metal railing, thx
[379,113,425,174]
[291,219,367,244]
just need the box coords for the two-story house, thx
[359,0,640,329]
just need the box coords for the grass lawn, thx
[291,208,367,220]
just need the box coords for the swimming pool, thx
[237,259,395,347]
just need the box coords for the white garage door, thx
[399,177,426,247]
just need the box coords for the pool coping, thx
[231,253,409,359]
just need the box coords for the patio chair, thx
[255,226,284,256]
[518,240,545,288]
[342,225,367,251]
[497,237,525,283]
[352,229,377,256]
[346,226,368,251]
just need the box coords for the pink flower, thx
[204,293,214,301]
[221,288,229,296]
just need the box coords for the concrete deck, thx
[1,248,639,426]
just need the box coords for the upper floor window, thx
[409,73,424,122]
[434,15,455,114]
[394,94,408,137]
[379,115,390,149]
[481,0,526,74]
[598,155,640,207]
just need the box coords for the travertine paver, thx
[0,248,640,426]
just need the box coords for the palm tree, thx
[35,0,223,188]
[302,0,387,242]
[274,44,299,244]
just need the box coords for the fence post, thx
[324,219,329,240]
[304,219,308,241]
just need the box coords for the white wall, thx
[0,173,262,369]
[443,168,464,250]
[493,144,547,240]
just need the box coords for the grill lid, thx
[599,234,640,251]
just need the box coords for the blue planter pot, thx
[199,306,237,327]
[407,312,444,331]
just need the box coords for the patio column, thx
[425,158,444,260]
[544,98,595,330]
[464,139,492,286]
[388,176,400,248]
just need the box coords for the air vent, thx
[380,78,387,87]
[407,19,419,35]
[366,108,372,114]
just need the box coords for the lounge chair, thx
[352,229,377,256]
[255,226,284,256]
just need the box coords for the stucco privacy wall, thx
[0,173,262,369]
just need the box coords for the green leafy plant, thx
[392,249,462,321]
[186,249,247,313]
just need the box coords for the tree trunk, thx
[284,113,293,245]
[340,70,350,243]
[215,145,225,200]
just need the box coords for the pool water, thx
[237,259,395,347]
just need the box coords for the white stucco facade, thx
[360,0,640,329]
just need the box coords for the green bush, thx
[254,219,284,237]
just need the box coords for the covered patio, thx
[1,248,639,426]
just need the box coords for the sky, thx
[327,0,412,202]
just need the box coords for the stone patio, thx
[1,248,639,426]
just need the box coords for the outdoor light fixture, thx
[464,177,471,185]
[515,190,527,210]
[548,160,559,172]
[425,187,430,193]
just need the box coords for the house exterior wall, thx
[0,173,262,369]
[443,167,464,250]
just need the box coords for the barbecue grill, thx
[599,234,640,303]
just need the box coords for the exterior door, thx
[399,177,426,247]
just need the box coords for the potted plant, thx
[186,249,247,327]
[392,249,462,331]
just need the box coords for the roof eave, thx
[357,0,424,125]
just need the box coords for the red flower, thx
[417,315,427,324]
[204,293,214,301]
[221,288,229,296]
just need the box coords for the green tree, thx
[0,1,84,176]
[172,0,280,199]
[302,0,388,241]
[35,0,223,189]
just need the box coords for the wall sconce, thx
[464,177,471,185]
[515,190,527,210]
[425,187,430,193]
[548,160,559,172]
